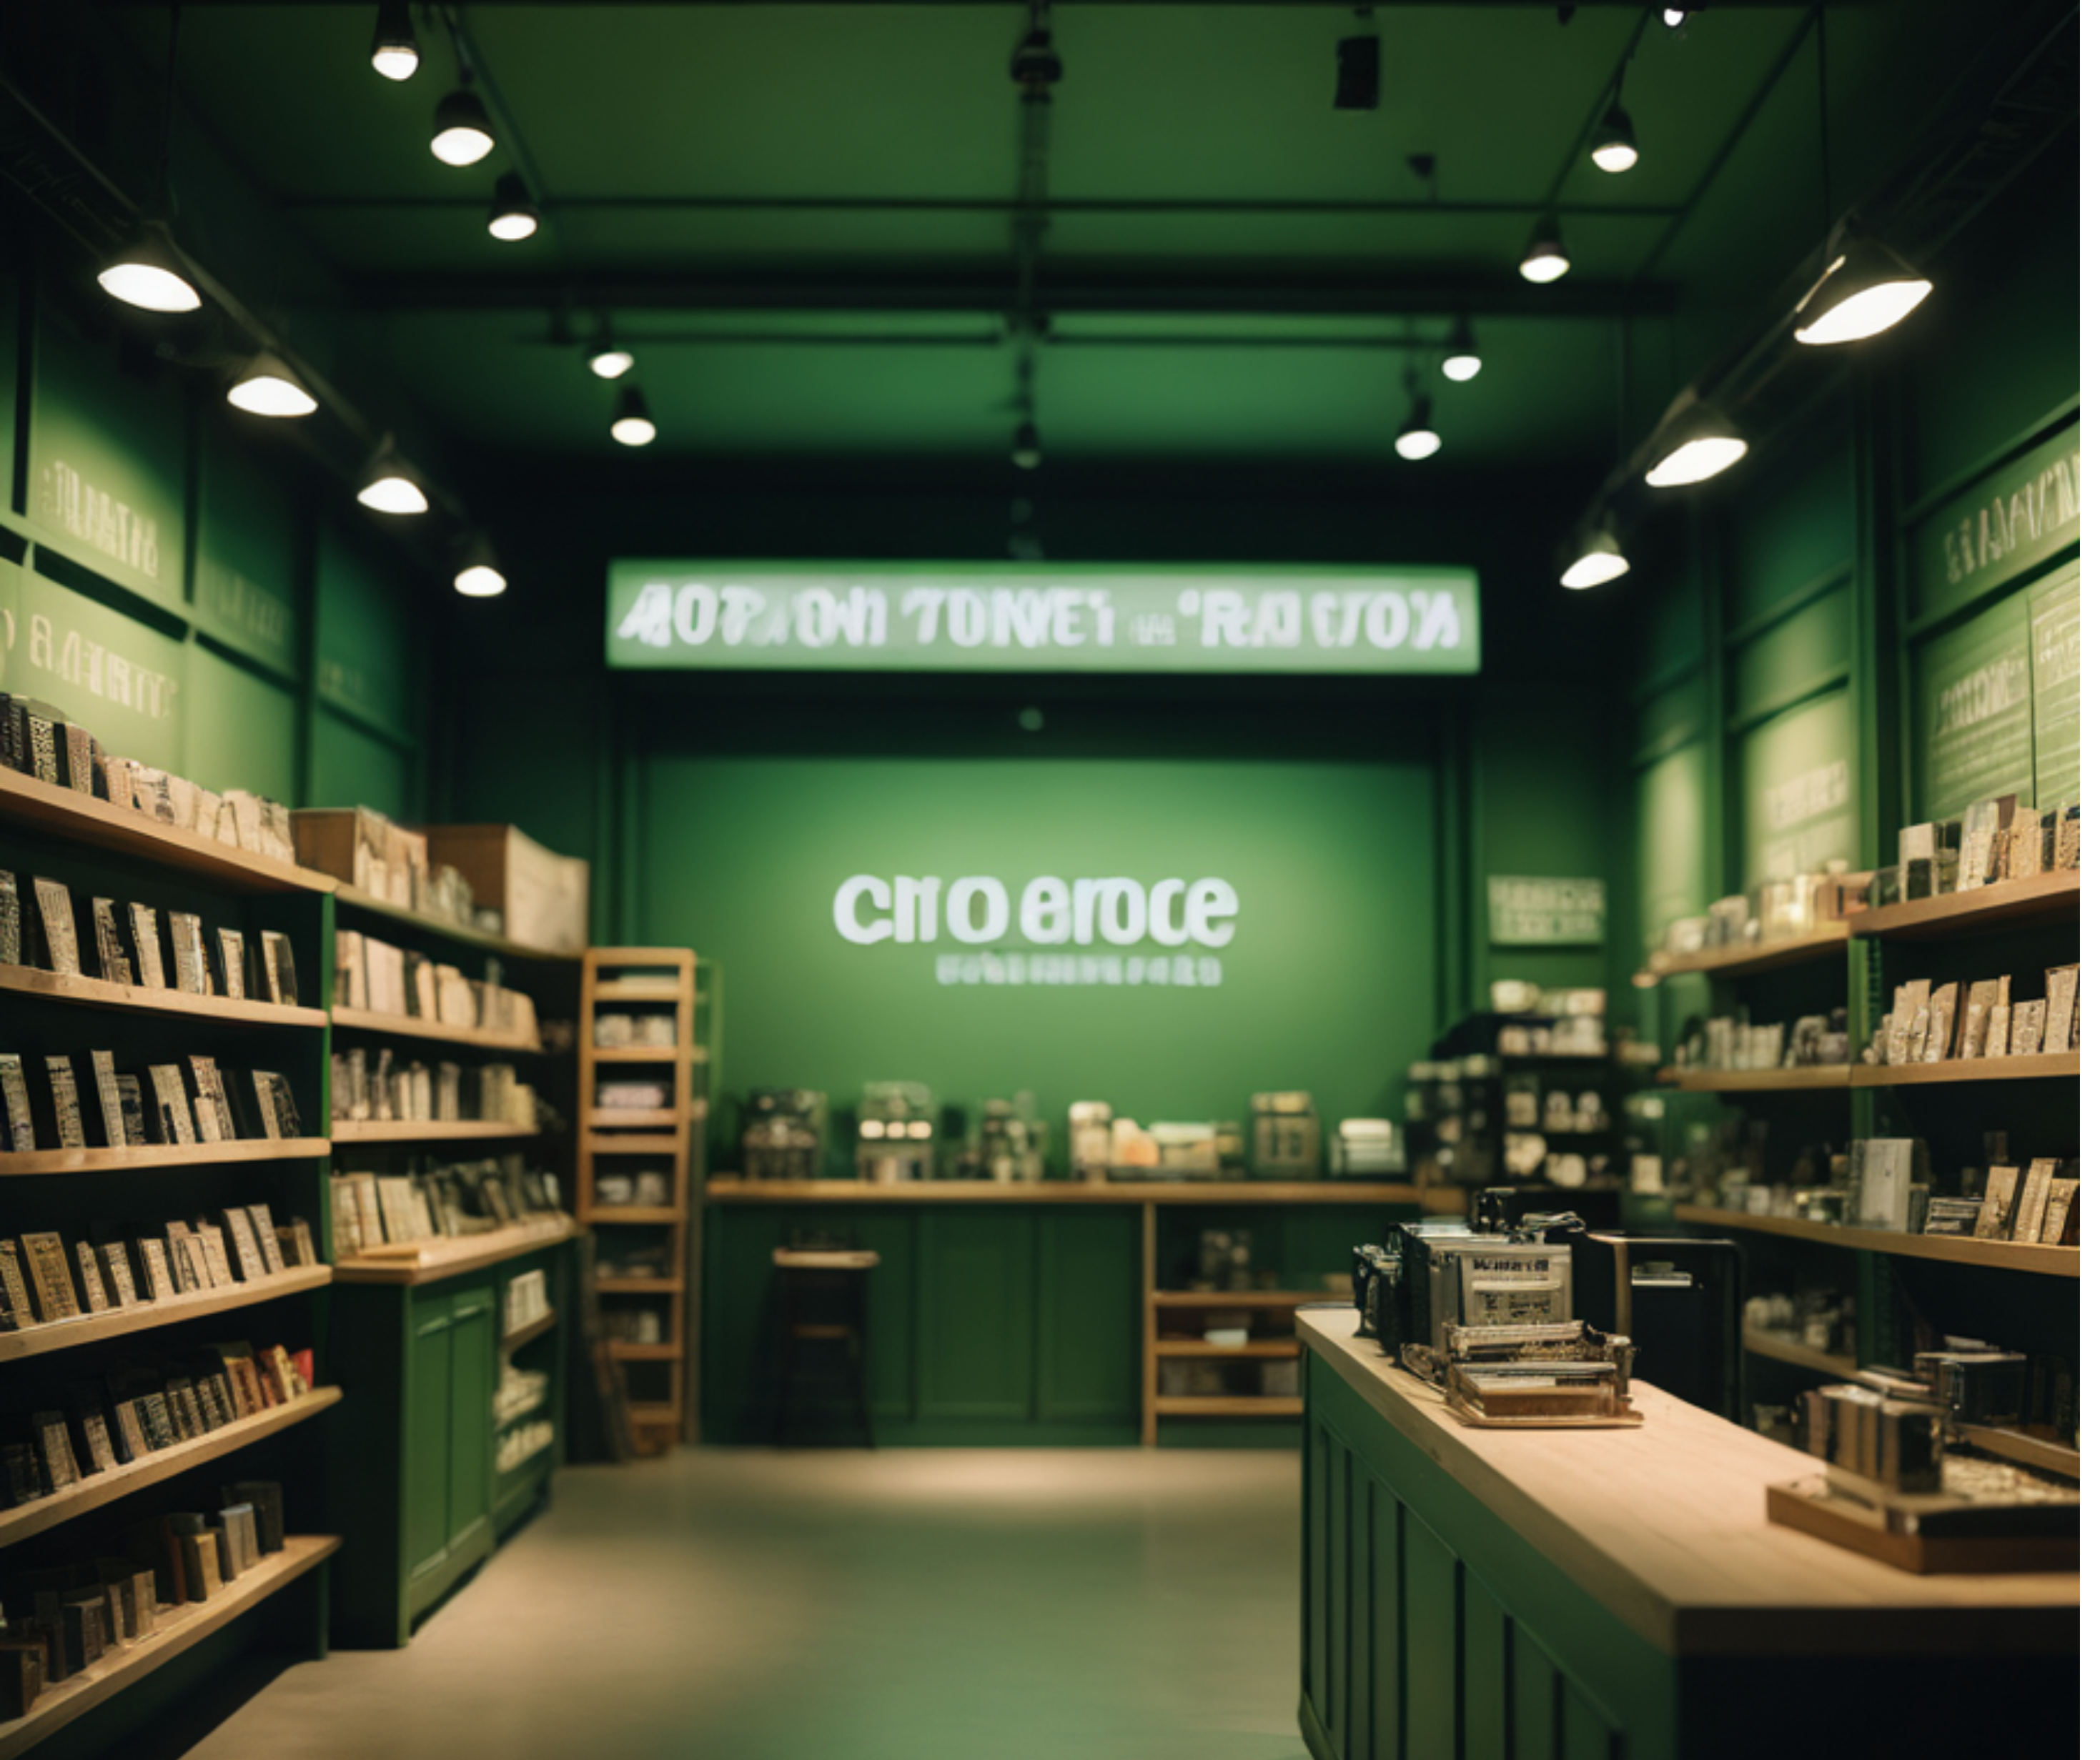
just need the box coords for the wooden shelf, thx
[586,1108,683,1129]
[0,1388,341,1549]
[587,1206,684,1225]
[1154,1395,1303,1418]
[595,1276,680,1294]
[590,978,685,1002]
[495,1435,555,1477]
[335,885,573,963]
[0,767,334,896]
[330,1007,540,1055]
[1638,920,1851,983]
[1154,1338,1301,1359]
[1659,1065,1851,1093]
[1674,1205,2079,1276]
[329,1120,538,1144]
[706,1179,1463,1208]
[0,1138,330,1177]
[500,1311,558,1351]
[608,1341,683,1360]
[1854,1052,2078,1088]
[1958,1424,2081,1480]
[332,1217,579,1285]
[0,1533,340,1760]
[1151,1289,1329,1308]
[588,1046,702,1063]
[0,965,327,1030]
[624,1401,681,1423]
[0,1266,332,1363]
[1743,1329,1858,1379]
[1851,869,2079,939]
[582,1134,678,1157]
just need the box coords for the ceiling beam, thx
[286,194,1684,220]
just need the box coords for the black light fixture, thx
[1560,520,1630,590]
[370,3,419,80]
[1010,2,1061,89]
[356,439,429,514]
[453,533,507,597]
[431,84,495,166]
[1643,399,1746,487]
[1520,213,1571,283]
[226,352,317,419]
[1440,317,1482,383]
[1590,99,1639,174]
[1792,233,1933,344]
[610,384,656,447]
[1393,385,1441,462]
[99,221,202,314]
[487,172,540,242]
[1658,3,1702,29]
[1011,419,1043,469]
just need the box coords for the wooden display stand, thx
[578,948,700,1454]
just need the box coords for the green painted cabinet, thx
[1034,1210,1139,1423]
[914,1210,1036,1421]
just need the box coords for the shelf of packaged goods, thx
[586,1206,684,1225]
[607,1341,683,1361]
[585,1108,683,1130]
[0,1533,340,1760]
[1154,1396,1304,1418]
[0,1266,332,1363]
[1851,870,2080,940]
[1673,1205,2079,1277]
[1636,920,1851,985]
[334,885,573,964]
[327,1120,538,1145]
[625,1401,681,1427]
[595,1276,680,1294]
[704,1180,1463,1208]
[500,1311,558,1351]
[1853,1053,2079,1088]
[328,1008,541,1055]
[1656,1065,1852,1093]
[1153,1339,1302,1359]
[590,978,685,1003]
[0,1388,342,1550]
[0,1138,331,1177]
[1743,1329,1858,1380]
[581,1135,680,1158]
[587,1045,705,1063]
[1957,1425,2081,1480]
[0,767,336,898]
[495,1435,555,1478]
[0,965,328,1030]
[1151,1289,1329,1308]
[331,1217,579,1286]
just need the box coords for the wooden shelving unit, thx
[334,884,568,963]
[330,1005,540,1054]
[708,1178,1462,1208]
[1154,1395,1304,1418]
[1853,1052,2078,1087]
[1850,869,2079,939]
[0,1266,332,1363]
[578,947,698,1455]
[1743,1329,1858,1379]
[330,1120,538,1145]
[0,1138,332,1175]
[1637,919,1850,983]
[332,1217,581,1285]
[1658,1065,1851,1093]
[0,964,328,1029]
[0,1534,340,1760]
[1675,1205,2079,1276]
[502,1310,558,1351]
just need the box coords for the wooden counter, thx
[1295,1305,2078,1760]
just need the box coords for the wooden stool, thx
[771,1246,881,1448]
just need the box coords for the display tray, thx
[1767,1477,2079,1575]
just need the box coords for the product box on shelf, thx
[421,824,589,955]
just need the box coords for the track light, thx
[588,345,634,380]
[1011,419,1043,469]
[1440,318,1482,383]
[1792,234,1933,345]
[98,222,202,313]
[1393,394,1442,462]
[1590,102,1639,174]
[1659,4,1700,29]
[453,534,507,597]
[611,384,656,447]
[356,442,428,514]
[370,4,419,80]
[1520,214,1570,284]
[1643,402,1746,488]
[430,86,495,166]
[1560,525,1630,590]
[487,172,540,242]
[226,352,317,419]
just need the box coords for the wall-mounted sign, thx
[2029,562,2079,809]
[1487,875,1605,946]
[606,561,1480,675]
[0,555,185,770]
[1910,420,2079,630]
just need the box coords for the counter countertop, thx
[1295,1305,2079,1658]
[707,1178,1465,1208]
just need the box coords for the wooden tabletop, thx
[1295,1306,2079,1658]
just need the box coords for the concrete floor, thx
[191,1449,1307,1760]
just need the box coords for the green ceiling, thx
[121,1,1989,472]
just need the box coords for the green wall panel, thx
[316,523,417,740]
[1738,690,1855,888]
[1633,744,1706,953]
[0,276,16,506]
[1033,1209,1139,1422]
[1632,575,1702,700]
[185,643,299,802]
[1728,431,1852,631]
[1907,417,2078,635]
[1633,677,1705,765]
[2,559,185,768]
[314,705,412,816]
[1731,582,1850,727]
[1912,590,2035,822]
[2028,561,2079,809]
[640,755,1437,1164]
[913,1209,1035,1419]
[194,419,304,679]
[26,297,187,610]
[405,1303,453,1578]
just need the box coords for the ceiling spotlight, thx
[1659,4,1701,29]
[1011,419,1043,469]
[453,534,507,598]
[611,384,656,447]
[356,442,428,514]
[430,86,495,166]
[1643,401,1747,487]
[1560,526,1630,590]
[487,172,540,242]
[97,222,202,314]
[1793,234,1933,345]
[1590,101,1639,174]
[1440,317,1482,383]
[1520,214,1570,284]
[226,352,318,419]
[370,4,419,80]
[588,344,634,380]
[1393,394,1442,462]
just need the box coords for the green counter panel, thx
[1034,1210,1139,1423]
[914,1210,1036,1421]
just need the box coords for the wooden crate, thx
[422,823,590,955]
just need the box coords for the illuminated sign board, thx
[605,561,1480,675]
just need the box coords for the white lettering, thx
[793,587,838,648]
[1146,878,1189,945]
[1187,877,1240,948]
[616,582,675,647]
[833,875,893,944]
[1253,592,1301,649]
[1051,588,1086,647]
[719,585,768,646]
[991,588,1052,650]
[1365,592,1410,650]
[1094,877,1146,945]
[946,876,1009,943]
[1202,589,1252,648]
[947,590,989,648]
[903,587,945,644]
[1021,876,1072,943]
[893,875,940,945]
[672,583,718,645]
